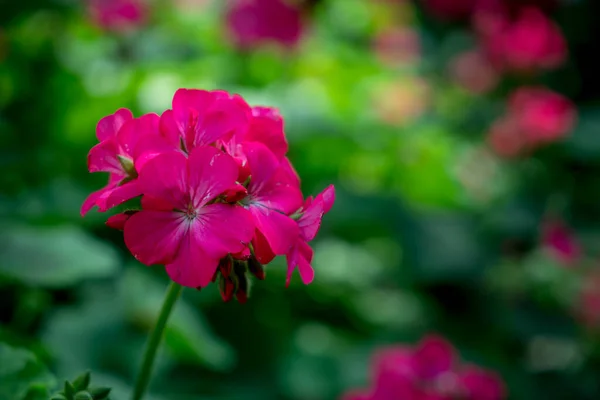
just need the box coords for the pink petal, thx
[245,106,288,160]
[81,174,123,216]
[187,146,239,208]
[274,157,301,187]
[106,212,133,230]
[141,195,175,211]
[100,180,142,211]
[243,141,280,193]
[250,205,298,255]
[196,203,255,260]
[257,182,304,214]
[159,109,182,148]
[117,112,160,157]
[165,229,220,288]
[316,184,335,213]
[252,229,276,264]
[298,197,325,242]
[124,210,188,266]
[87,138,123,174]
[137,151,188,210]
[81,185,114,216]
[96,108,133,141]
[195,97,250,147]
[286,239,314,286]
[172,88,214,127]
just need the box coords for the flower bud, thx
[248,256,265,280]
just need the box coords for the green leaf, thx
[71,371,91,391]
[87,387,111,400]
[0,343,56,400]
[0,224,120,287]
[73,392,93,400]
[121,268,236,371]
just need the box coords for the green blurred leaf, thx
[0,343,56,400]
[0,224,120,287]
[121,268,236,371]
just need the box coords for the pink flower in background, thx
[507,87,576,145]
[541,219,581,266]
[82,87,335,300]
[373,27,421,67]
[449,49,499,94]
[478,7,567,73]
[226,0,305,49]
[341,335,506,400]
[87,0,148,32]
[487,87,575,157]
[124,147,255,288]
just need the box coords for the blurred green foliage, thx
[3,0,600,399]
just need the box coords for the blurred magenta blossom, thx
[541,219,581,266]
[82,88,334,301]
[477,6,567,73]
[225,0,305,49]
[342,335,506,400]
[487,87,575,157]
[87,0,148,32]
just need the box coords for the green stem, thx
[132,281,183,400]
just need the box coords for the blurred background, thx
[2,0,600,399]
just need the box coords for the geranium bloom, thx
[341,335,506,400]
[225,0,305,49]
[87,0,148,33]
[541,219,580,266]
[478,7,567,73]
[124,147,255,288]
[82,88,335,300]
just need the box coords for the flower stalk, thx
[132,281,183,400]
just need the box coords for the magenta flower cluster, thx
[343,335,506,400]
[81,89,334,301]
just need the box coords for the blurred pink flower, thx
[487,87,575,157]
[507,87,576,145]
[341,335,506,400]
[225,0,305,49]
[373,27,421,67]
[541,219,581,266]
[87,0,148,32]
[373,79,431,126]
[458,365,506,400]
[478,7,567,73]
[449,49,500,94]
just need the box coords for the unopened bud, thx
[248,257,265,280]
